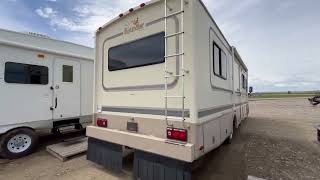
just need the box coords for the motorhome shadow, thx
[87,0,249,179]
[0,28,94,159]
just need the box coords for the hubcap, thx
[7,134,32,153]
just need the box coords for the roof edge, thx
[0,28,93,49]
[233,47,248,71]
[0,39,93,61]
[96,0,161,34]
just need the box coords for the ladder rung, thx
[165,70,173,74]
[165,53,184,58]
[166,117,185,121]
[165,31,184,38]
[165,96,185,98]
[165,74,184,78]
[165,10,184,18]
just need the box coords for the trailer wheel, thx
[0,128,38,159]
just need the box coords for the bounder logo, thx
[124,17,144,34]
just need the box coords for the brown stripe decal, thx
[198,104,233,118]
[198,102,248,118]
[101,106,190,118]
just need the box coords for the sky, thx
[0,0,319,92]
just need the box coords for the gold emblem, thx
[124,17,144,34]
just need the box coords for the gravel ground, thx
[1,98,319,180]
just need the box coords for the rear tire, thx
[226,118,236,144]
[0,128,38,159]
[225,131,233,144]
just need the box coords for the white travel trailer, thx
[87,0,248,179]
[0,29,94,159]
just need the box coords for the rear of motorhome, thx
[0,29,94,159]
[87,0,248,178]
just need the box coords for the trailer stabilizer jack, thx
[133,150,192,180]
[87,138,123,172]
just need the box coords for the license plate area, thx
[127,122,138,132]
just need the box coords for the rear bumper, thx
[86,126,195,162]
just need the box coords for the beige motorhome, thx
[86,0,248,179]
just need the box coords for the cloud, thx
[35,7,56,18]
[35,0,145,34]
[35,6,91,32]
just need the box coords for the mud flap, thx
[133,150,192,180]
[87,138,123,172]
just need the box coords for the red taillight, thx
[96,118,108,127]
[129,8,134,12]
[167,128,187,142]
[140,3,146,7]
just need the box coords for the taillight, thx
[96,118,108,128]
[167,128,187,142]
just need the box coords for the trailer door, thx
[53,59,80,119]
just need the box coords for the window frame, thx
[242,74,247,89]
[107,32,165,72]
[4,61,49,85]
[62,65,73,83]
[212,41,227,80]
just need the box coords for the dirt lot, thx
[1,98,320,180]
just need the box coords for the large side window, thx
[213,42,227,79]
[108,32,165,71]
[4,62,48,85]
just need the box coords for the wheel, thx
[0,128,38,159]
[225,131,233,144]
[226,118,236,144]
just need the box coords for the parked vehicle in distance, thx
[86,0,248,179]
[0,28,94,159]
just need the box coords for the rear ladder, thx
[164,0,186,126]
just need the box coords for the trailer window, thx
[108,32,165,71]
[4,62,48,85]
[63,65,73,83]
[213,42,227,79]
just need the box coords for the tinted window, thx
[213,42,227,79]
[213,46,220,75]
[5,62,48,85]
[108,32,165,71]
[242,74,247,89]
[63,65,73,82]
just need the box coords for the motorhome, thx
[0,29,94,159]
[87,0,248,179]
